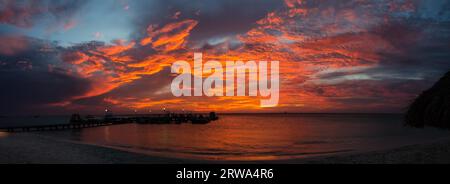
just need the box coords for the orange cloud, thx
[140,19,198,52]
[56,1,418,113]
[98,40,135,56]
[62,51,89,65]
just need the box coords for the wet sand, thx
[1,132,450,164]
[0,133,198,164]
[301,139,450,164]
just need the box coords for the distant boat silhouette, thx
[405,71,450,128]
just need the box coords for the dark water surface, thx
[1,114,449,161]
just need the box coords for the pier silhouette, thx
[0,112,219,133]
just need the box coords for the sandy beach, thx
[302,139,450,164]
[0,132,197,164]
[1,132,450,164]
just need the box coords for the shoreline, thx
[1,132,450,164]
[300,139,450,164]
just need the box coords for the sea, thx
[1,114,449,161]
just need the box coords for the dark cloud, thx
[128,0,285,41]
[0,0,87,28]
[0,70,91,115]
[370,20,450,82]
[313,6,450,93]
[0,35,91,115]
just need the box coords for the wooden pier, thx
[0,121,128,133]
[0,112,219,133]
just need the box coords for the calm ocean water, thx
[1,114,449,161]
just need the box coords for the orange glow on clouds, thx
[48,0,424,113]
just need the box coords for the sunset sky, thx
[1,0,449,115]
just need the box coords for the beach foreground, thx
[0,133,195,164]
[1,133,450,164]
